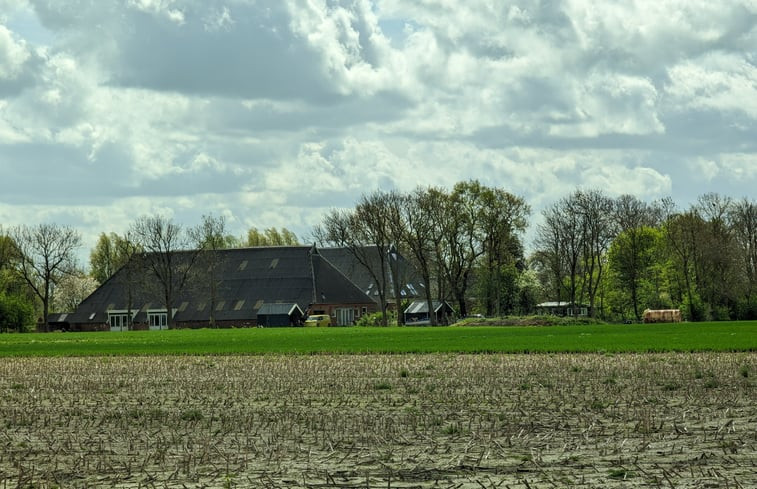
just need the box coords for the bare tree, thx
[533,204,566,305]
[314,192,395,326]
[729,198,757,302]
[402,187,443,325]
[189,214,229,328]
[130,215,197,329]
[665,210,705,319]
[11,224,81,331]
[573,190,617,317]
[379,190,408,325]
[113,231,143,329]
[534,198,582,314]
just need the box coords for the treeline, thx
[533,191,756,321]
[313,181,530,324]
[312,183,756,323]
[1,181,755,331]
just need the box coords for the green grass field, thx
[0,321,755,356]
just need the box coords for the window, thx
[108,313,129,330]
[148,311,168,330]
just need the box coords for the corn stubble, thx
[0,353,754,488]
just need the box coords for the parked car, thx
[304,314,331,327]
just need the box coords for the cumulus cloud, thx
[0,0,755,264]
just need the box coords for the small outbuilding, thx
[404,300,455,325]
[536,301,589,317]
[256,303,304,327]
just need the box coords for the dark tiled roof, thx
[68,246,374,325]
[256,303,303,316]
[405,300,454,315]
[319,246,425,300]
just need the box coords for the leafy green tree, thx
[314,192,395,326]
[89,232,138,284]
[245,227,299,246]
[0,292,35,332]
[433,181,528,318]
[608,226,662,320]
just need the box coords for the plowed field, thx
[0,353,754,488]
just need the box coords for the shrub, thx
[356,311,396,327]
[0,293,36,333]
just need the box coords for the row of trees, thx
[1,181,754,331]
[313,181,531,325]
[313,184,756,323]
[532,191,757,321]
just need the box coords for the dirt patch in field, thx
[0,353,754,488]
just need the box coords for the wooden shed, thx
[256,303,304,327]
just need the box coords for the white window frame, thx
[108,310,135,331]
[148,310,168,330]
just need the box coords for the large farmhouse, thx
[64,246,388,331]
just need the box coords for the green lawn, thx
[0,321,755,356]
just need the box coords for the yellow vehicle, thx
[304,314,331,327]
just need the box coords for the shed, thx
[256,303,304,327]
[536,301,589,317]
[404,300,455,325]
[45,313,71,332]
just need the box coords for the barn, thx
[65,246,379,331]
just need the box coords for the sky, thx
[1,0,756,265]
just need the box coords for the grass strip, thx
[0,321,754,357]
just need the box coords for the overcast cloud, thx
[1,0,755,263]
